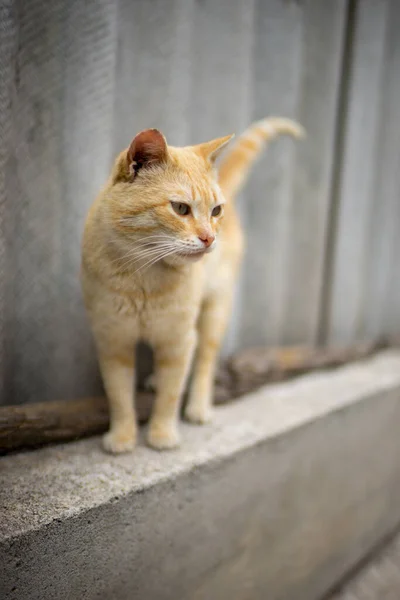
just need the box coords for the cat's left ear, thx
[195,134,234,165]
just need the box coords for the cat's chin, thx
[184,251,207,262]
[164,248,212,266]
[181,247,215,262]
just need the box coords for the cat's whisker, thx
[129,242,177,259]
[131,247,178,276]
[109,247,140,266]
[116,243,178,271]
[138,250,178,275]
[134,240,176,251]
[136,234,174,240]
[134,236,174,244]
[109,240,177,267]
[111,233,194,269]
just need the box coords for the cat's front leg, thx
[147,331,196,450]
[97,349,137,454]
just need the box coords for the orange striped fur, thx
[219,117,305,200]
[81,117,303,453]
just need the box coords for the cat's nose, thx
[198,233,215,248]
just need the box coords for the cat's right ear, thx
[127,129,169,179]
[113,129,169,183]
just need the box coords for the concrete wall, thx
[1,0,400,405]
[2,352,400,599]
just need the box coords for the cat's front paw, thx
[184,401,213,425]
[103,429,136,454]
[147,422,180,450]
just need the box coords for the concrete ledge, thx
[1,351,400,600]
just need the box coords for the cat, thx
[81,117,304,453]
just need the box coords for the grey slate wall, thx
[0,0,399,405]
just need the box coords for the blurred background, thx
[1,0,399,407]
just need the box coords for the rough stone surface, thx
[1,351,400,600]
[330,529,400,599]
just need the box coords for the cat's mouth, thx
[180,247,213,261]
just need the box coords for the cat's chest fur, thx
[82,259,205,343]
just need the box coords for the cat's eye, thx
[212,205,222,217]
[171,202,191,216]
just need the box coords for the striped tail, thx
[218,117,305,200]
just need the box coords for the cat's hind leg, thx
[184,291,233,424]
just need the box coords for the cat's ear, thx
[127,129,169,178]
[195,134,234,165]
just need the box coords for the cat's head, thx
[107,128,233,266]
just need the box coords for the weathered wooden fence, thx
[0,0,399,405]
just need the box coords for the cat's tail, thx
[218,117,305,200]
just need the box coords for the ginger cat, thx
[81,117,304,453]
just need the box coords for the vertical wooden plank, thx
[4,0,66,404]
[57,0,119,399]
[239,0,305,348]
[362,0,400,341]
[282,0,348,345]
[2,0,119,405]
[114,0,194,151]
[188,0,254,141]
[383,192,400,338]
[325,0,392,345]
[0,0,17,404]
[239,0,348,347]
